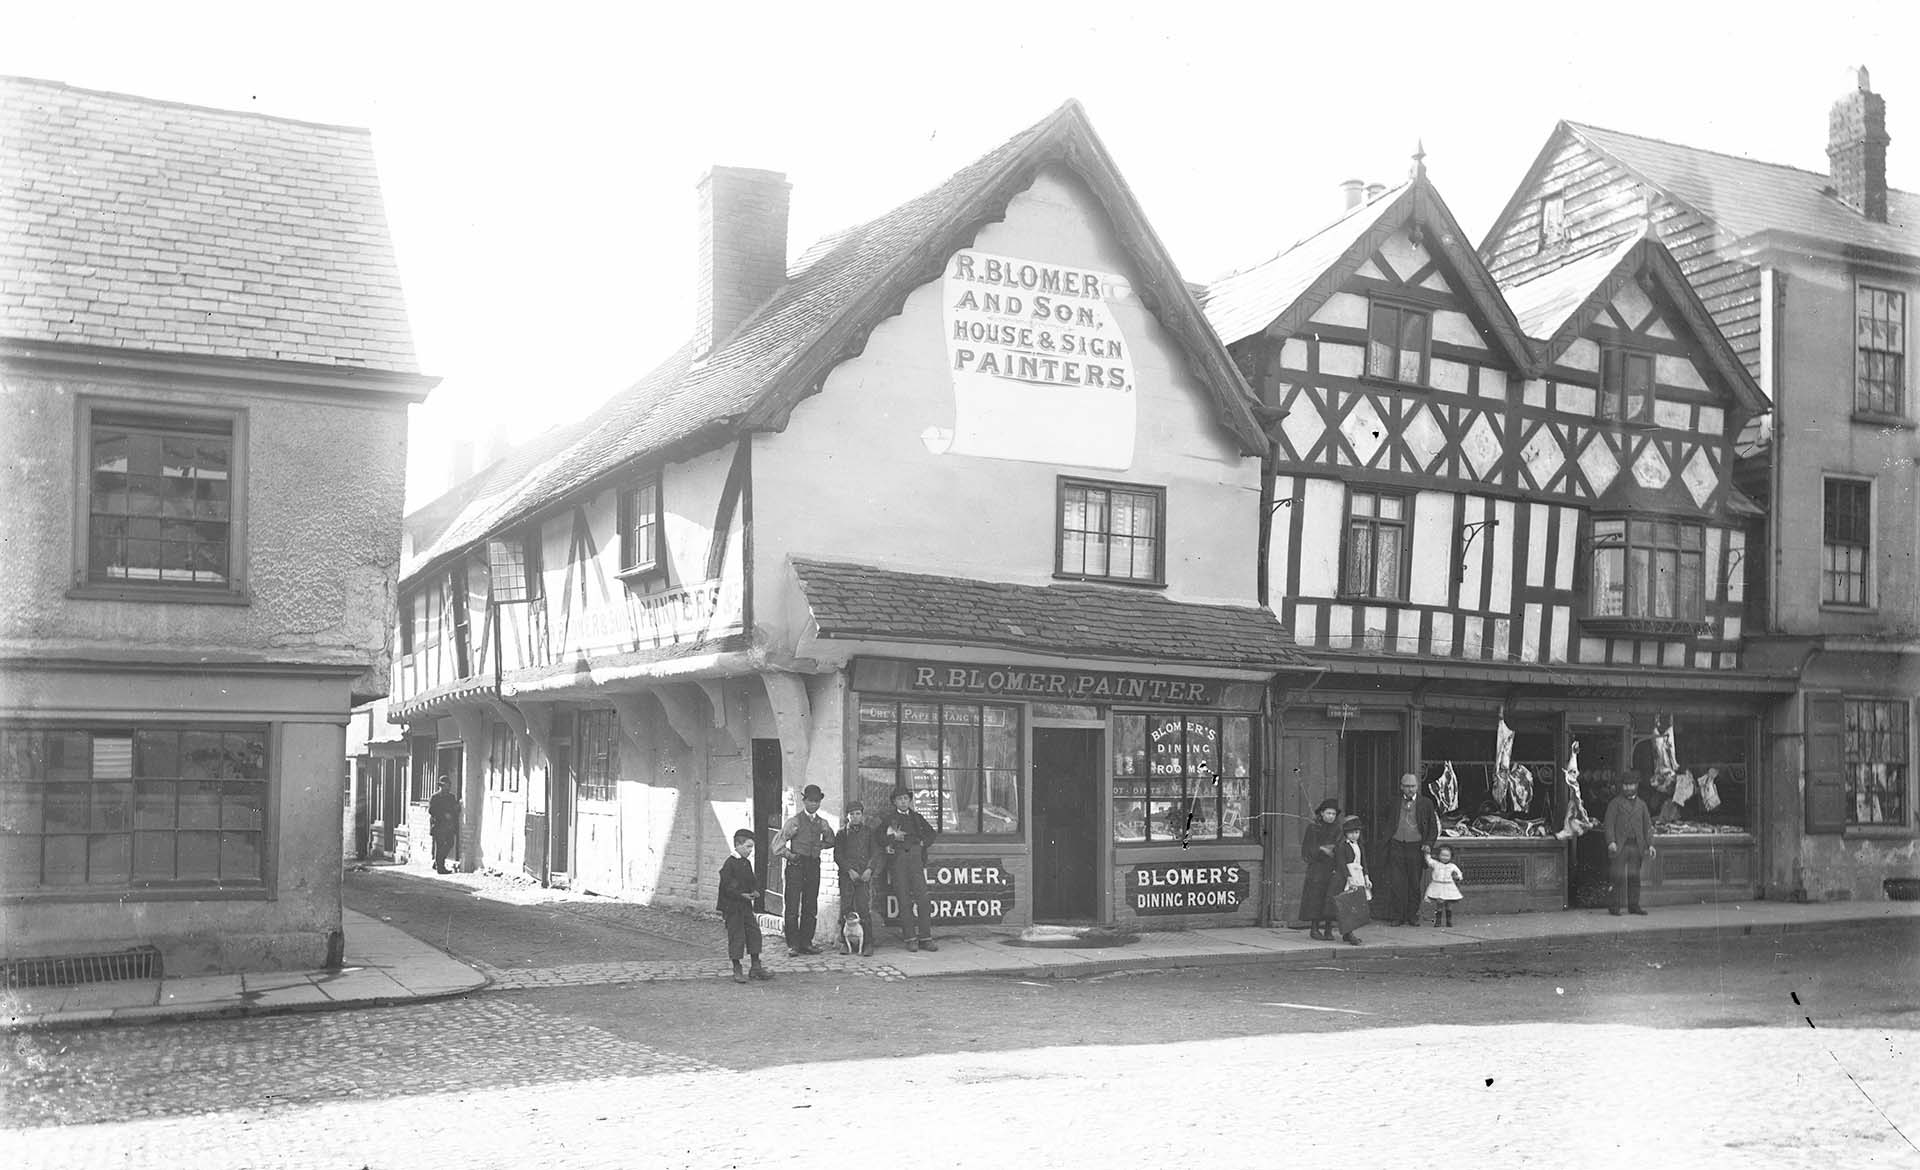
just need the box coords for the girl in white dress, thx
[1425,844,1465,927]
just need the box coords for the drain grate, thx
[2,945,162,988]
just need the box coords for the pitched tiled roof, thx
[0,77,421,371]
[402,101,1265,586]
[1501,233,1644,341]
[1568,121,1919,257]
[791,558,1310,670]
[1200,184,1408,346]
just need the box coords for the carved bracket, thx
[653,684,706,752]
[697,678,747,750]
[762,672,812,791]
[513,700,556,771]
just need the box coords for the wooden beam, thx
[606,693,654,764]
[513,699,556,770]
[696,678,747,751]
[762,671,812,792]
[654,684,705,752]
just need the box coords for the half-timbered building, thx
[1482,70,1920,903]
[384,102,1308,941]
[1204,160,1787,914]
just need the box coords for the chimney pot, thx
[1365,182,1386,203]
[1828,66,1890,223]
[1340,179,1366,210]
[696,166,791,356]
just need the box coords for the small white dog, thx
[842,912,866,956]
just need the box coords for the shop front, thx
[848,656,1268,932]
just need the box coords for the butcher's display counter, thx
[1438,835,1567,913]
[1640,831,1758,905]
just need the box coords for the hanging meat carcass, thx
[1493,714,1533,814]
[1696,766,1722,813]
[1556,739,1594,839]
[1649,716,1681,792]
[1431,761,1460,814]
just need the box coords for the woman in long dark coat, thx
[1298,799,1343,940]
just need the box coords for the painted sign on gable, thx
[935,248,1136,469]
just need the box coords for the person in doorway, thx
[1424,843,1465,927]
[1375,772,1440,926]
[1604,775,1656,916]
[877,786,939,952]
[429,777,459,874]
[774,783,835,956]
[718,829,773,984]
[1299,799,1343,940]
[834,800,879,956]
[1335,815,1372,945]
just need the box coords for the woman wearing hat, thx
[1334,815,1372,945]
[1299,799,1344,941]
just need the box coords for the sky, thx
[5,2,1916,508]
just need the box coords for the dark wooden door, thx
[548,736,572,875]
[1278,731,1340,925]
[752,739,783,915]
[1033,728,1100,922]
[1572,725,1629,905]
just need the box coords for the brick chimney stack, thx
[1828,66,1890,223]
[695,166,791,356]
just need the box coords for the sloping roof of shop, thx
[402,100,1265,584]
[791,558,1311,670]
[0,76,422,372]
[1566,121,1918,257]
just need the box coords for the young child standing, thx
[1335,815,1371,946]
[717,829,774,984]
[1425,843,1465,927]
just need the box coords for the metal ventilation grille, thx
[1460,858,1525,886]
[1662,852,1718,881]
[2,945,161,988]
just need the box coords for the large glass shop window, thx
[1632,715,1751,833]
[1113,713,1252,843]
[856,701,1020,835]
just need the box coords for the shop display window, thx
[856,700,1020,836]
[1420,723,1558,838]
[1112,713,1252,843]
[1633,715,1751,833]
[1843,699,1907,827]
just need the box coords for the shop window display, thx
[1420,721,1558,839]
[856,701,1020,836]
[1635,715,1751,833]
[1112,713,1252,843]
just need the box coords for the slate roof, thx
[0,76,421,371]
[1200,184,1408,346]
[1501,233,1645,341]
[791,558,1310,670]
[402,101,1265,585]
[1566,121,1919,257]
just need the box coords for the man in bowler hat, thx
[774,783,835,955]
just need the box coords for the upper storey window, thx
[1589,517,1704,624]
[1057,478,1163,585]
[1856,285,1906,417]
[1599,349,1656,424]
[618,477,664,581]
[1539,190,1568,248]
[83,406,241,597]
[1366,301,1429,385]
[1340,489,1408,601]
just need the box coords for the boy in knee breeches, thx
[717,829,773,983]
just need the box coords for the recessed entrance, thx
[1032,727,1101,922]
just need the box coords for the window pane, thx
[134,830,175,879]
[177,831,220,881]
[220,831,261,880]
[1628,548,1651,618]
[1224,718,1252,778]
[136,781,177,829]
[983,707,1019,771]
[858,767,898,816]
[1114,799,1147,842]
[942,705,981,769]
[1061,531,1086,575]
[1147,715,1184,798]
[1367,304,1397,378]
[1147,800,1188,842]
[857,703,898,767]
[1085,531,1109,577]
[92,783,132,831]
[179,781,221,830]
[1220,774,1251,839]
[44,788,88,833]
[946,770,980,833]
[46,731,89,780]
[1185,717,1220,784]
[1679,552,1703,619]
[89,834,132,885]
[1115,715,1146,779]
[0,730,42,780]
[43,835,86,885]
[1346,521,1374,593]
[899,705,939,768]
[0,834,41,890]
[985,770,1019,834]
[1127,537,1157,580]
[0,784,42,835]
[1375,525,1404,599]
[180,731,223,779]
[135,729,179,778]
[222,783,264,830]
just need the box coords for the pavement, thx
[6,874,1917,1033]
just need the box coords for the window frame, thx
[1054,477,1167,587]
[1111,711,1256,845]
[1598,347,1657,425]
[617,476,666,583]
[1539,190,1568,248]
[1583,514,1709,630]
[1821,476,1874,610]
[487,722,523,794]
[1364,299,1431,387]
[1855,283,1907,420]
[575,709,618,803]
[854,698,1023,839]
[487,531,541,604]
[0,721,274,900]
[1842,698,1910,828]
[70,397,250,605]
[1338,487,1410,601]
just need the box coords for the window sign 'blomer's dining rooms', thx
[936,248,1137,469]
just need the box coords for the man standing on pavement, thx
[1376,772,1439,926]
[1604,774,1656,916]
[834,800,879,956]
[877,786,939,952]
[774,783,835,956]
[429,777,459,874]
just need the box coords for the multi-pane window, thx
[1599,349,1656,423]
[1589,518,1705,621]
[488,535,539,603]
[1366,301,1429,385]
[1341,490,1407,600]
[1058,479,1162,584]
[619,478,664,578]
[87,410,234,586]
[487,723,523,794]
[1823,478,1872,607]
[0,725,268,892]
[856,701,1020,836]
[576,710,617,802]
[1856,285,1906,416]
[1112,714,1252,843]
[1844,699,1909,826]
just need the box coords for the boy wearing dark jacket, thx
[717,829,774,984]
[834,801,879,956]
[875,787,940,952]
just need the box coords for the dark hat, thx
[1341,815,1364,831]
[1315,799,1340,815]
[801,784,825,800]
[844,800,864,813]
[891,786,914,801]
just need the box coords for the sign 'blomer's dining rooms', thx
[851,658,1265,710]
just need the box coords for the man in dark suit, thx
[1375,772,1440,926]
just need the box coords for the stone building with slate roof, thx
[1483,69,1920,903]
[382,101,1312,938]
[0,78,436,975]
[1202,158,1786,914]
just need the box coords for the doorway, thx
[435,743,464,867]
[1032,727,1101,922]
[1570,723,1628,906]
[1342,730,1402,842]
[752,738,784,916]
[547,732,573,878]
